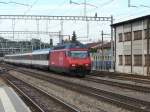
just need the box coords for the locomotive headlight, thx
[71,64,76,67]
[85,64,89,66]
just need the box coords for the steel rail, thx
[5,77,44,112]
[10,68,150,112]
[4,64,150,92]
[3,73,80,112]
[91,71,150,84]
[84,76,150,93]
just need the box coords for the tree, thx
[50,39,53,47]
[71,31,77,42]
[89,48,97,53]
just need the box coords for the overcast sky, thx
[0,0,150,44]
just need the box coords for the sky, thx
[0,0,150,44]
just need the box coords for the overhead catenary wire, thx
[0,1,30,6]
[85,0,115,16]
[23,0,39,15]
[128,0,150,8]
[43,0,82,30]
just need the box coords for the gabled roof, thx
[112,15,150,27]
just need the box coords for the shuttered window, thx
[145,55,150,66]
[124,32,131,41]
[125,55,131,65]
[119,33,123,42]
[119,55,123,65]
[134,55,142,66]
[134,30,142,40]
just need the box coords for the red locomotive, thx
[4,42,91,77]
[50,42,91,76]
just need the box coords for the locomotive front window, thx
[69,51,89,58]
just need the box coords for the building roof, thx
[86,42,102,48]
[112,15,150,27]
[86,41,111,49]
[97,42,111,49]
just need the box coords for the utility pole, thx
[60,20,64,44]
[83,0,89,39]
[84,0,86,17]
[70,0,97,38]
[128,0,137,7]
[59,31,61,44]
[101,30,104,70]
[128,0,130,7]
[111,15,114,71]
[36,19,40,49]
[147,18,150,75]
[101,30,111,70]
[12,19,15,53]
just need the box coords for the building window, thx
[145,29,150,39]
[134,30,142,40]
[125,55,131,65]
[119,55,123,65]
[145,54,150,66]
[124,32,131,41]
[134,55,142,66]
[118,33,123,42]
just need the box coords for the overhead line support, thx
[0,15,111,21]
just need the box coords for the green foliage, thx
[71,31,77,42]
[89,48,97,53]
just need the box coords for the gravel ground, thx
[22,68,150,103]
[10,70,131,112]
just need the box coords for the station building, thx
[112,15,150,76]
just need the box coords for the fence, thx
[90,53,113,71]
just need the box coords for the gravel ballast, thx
[10,70,131,112]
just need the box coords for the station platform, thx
[0,86,31,112]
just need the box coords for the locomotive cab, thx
[66,50,91,75]
[50,42,91,76]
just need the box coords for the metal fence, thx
[90,53,113,71]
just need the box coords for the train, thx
[4,42,91,77]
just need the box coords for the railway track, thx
[3,73,80,112]
[84,76,150,93]
[7,66,150,112]
[91,71,150,84]
[5,64,150,93]
[5,63,150,85]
